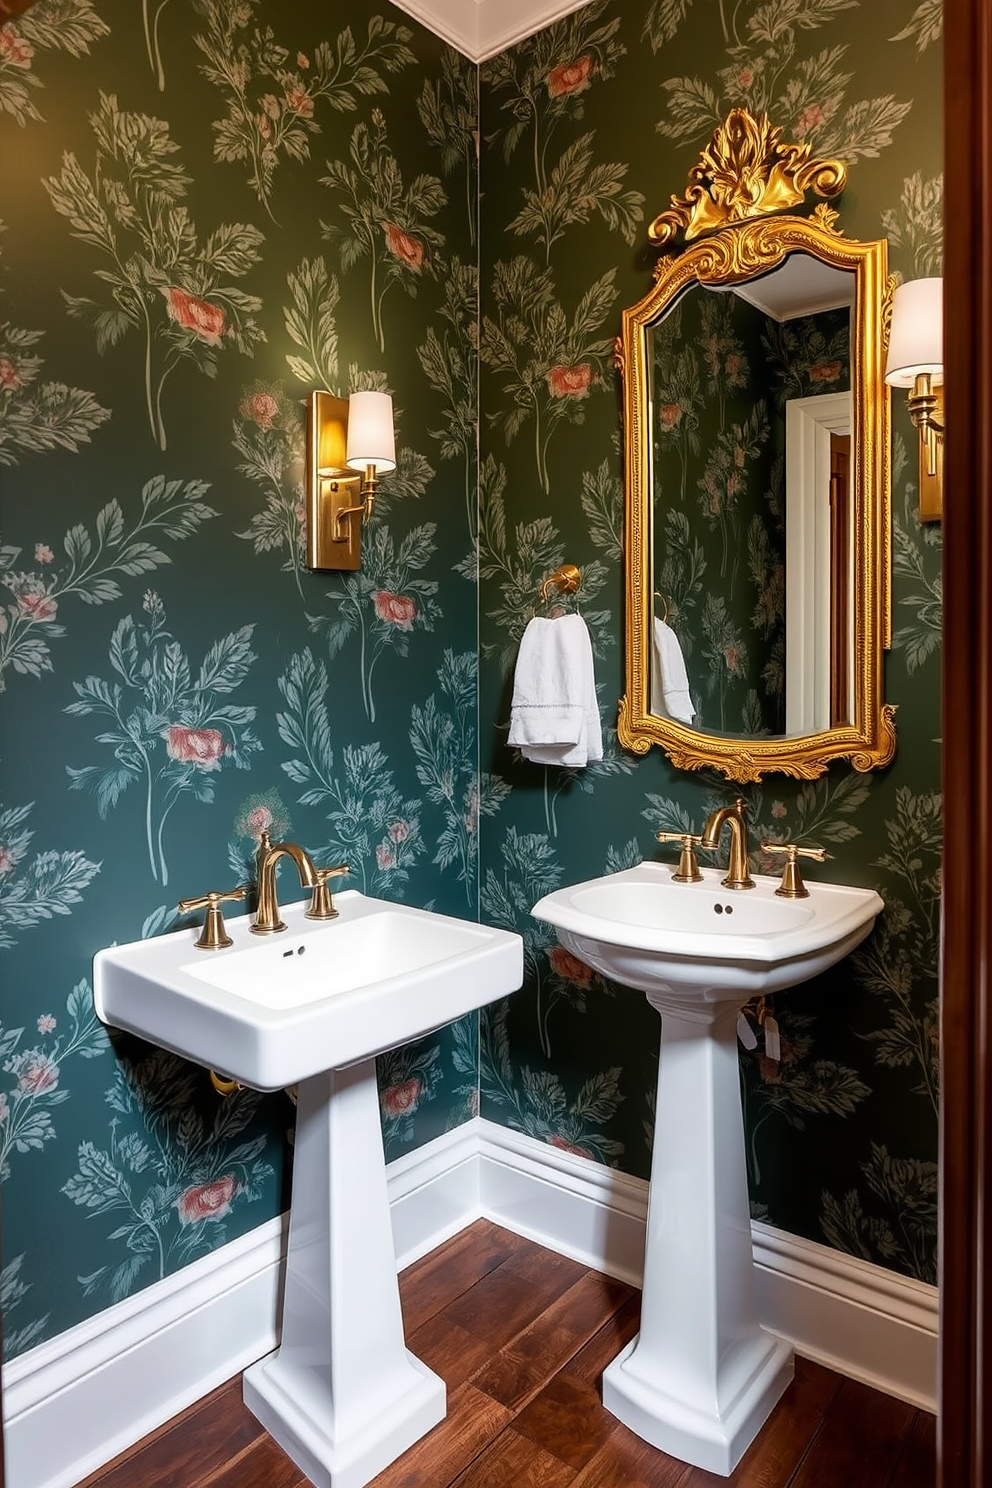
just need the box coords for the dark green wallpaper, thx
[477,0,942,1286]
[0,0,478,1355]
[1,0,942,1367]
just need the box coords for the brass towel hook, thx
[538,563,581,608]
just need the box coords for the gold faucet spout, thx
[252,831,318,934]
[700,797,755,890]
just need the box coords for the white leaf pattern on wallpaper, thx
[481,1001,625,1162]
[409,650,479,905]
[481,260,618,493]
[276,647,425,895]
[655,2,913,164]
[283,255,342,388]
[190,3,416,215]
[0,215,111,462]
[234,384,308,597]
[417,48,478,247]
[0,803,101,950]
[308,521,440,722]
[0,0,108,127]
[1,475,217,688]
[416,256,478,537]
[321,107,446,353]
[62,1049,275,1303]
[44,94,266,450]
[64,597,260,884]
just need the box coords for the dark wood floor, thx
[77,1219,935,1488]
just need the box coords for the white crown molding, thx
[3,1120,937,1488]
[388,0,597,62]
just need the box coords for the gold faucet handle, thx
[177,886,247,950]
[760,843,826,899]
[656,831,703,884]
[305,863,351,921]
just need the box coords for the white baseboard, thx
[3,1118,937,1488]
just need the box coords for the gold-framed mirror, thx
[617,111,896,782]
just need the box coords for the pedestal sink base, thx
[244,1350,444,1488]
[243,1061,445,1488]
[603,1327,793,1475]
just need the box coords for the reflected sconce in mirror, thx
[884,277,943,522]
[306,390,396,570]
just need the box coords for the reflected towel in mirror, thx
[508,613,603,767]
[651,617,695,724]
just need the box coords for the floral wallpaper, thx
[1,0,478,1356]
[477,0,942,1287]
[0,0,942,1373]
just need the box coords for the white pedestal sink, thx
[94,893,523,1488]
[532,862,882,1476]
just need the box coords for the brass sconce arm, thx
[907,372,945,479]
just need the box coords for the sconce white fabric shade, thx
[346,391,396,473]
[884,277,944,387]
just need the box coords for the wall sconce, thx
[884,277,944,522]
[306,390,396,570]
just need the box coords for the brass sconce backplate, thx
[306,391,362,571]
[918,382,944,523]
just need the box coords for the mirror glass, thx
[649,252,855,740]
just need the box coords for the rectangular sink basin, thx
[94,893,523,1090]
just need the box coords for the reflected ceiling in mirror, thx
[617,111,896,782]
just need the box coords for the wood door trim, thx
[940,2,992,1484]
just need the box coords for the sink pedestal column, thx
[602,994,793,1476]
[244,1058,445,1488]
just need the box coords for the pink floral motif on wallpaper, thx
[546,363,594,398]
[372,591,417,630]
[175,1174,237,1226]
[161,287,226,347]
[162,725,227,770]
[546,55,595,98]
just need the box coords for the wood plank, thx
[569,1422,693,1488]
[787,1377,917,1488]
[514,1372,618,1471]
[888,1411,937,1488]
[75,1376,264,1488]
[370,1382,513,1488]
[449,1426,577,1488]
[398,1220,530,1334]
[472,1271,633,1412]
[201,1435,308,1488]
[407,1309,498,1386]
[441,1265,562,1351]
[564,1293,641,1384]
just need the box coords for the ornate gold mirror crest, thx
[617,109,896,782]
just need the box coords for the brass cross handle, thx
[305,863,351,920]
[760,842,826,899]
[177,886,247,950]
[656,830,703,883]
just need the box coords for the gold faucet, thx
[252,830,318,934]
[700,797,755,890]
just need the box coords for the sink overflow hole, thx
[282,946,307,958]
[713,904,734,915]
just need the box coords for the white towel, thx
[508,613,603,767]
[651,617,695,724]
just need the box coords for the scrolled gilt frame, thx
[617,119,895,783]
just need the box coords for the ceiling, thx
[388,0,595,62]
